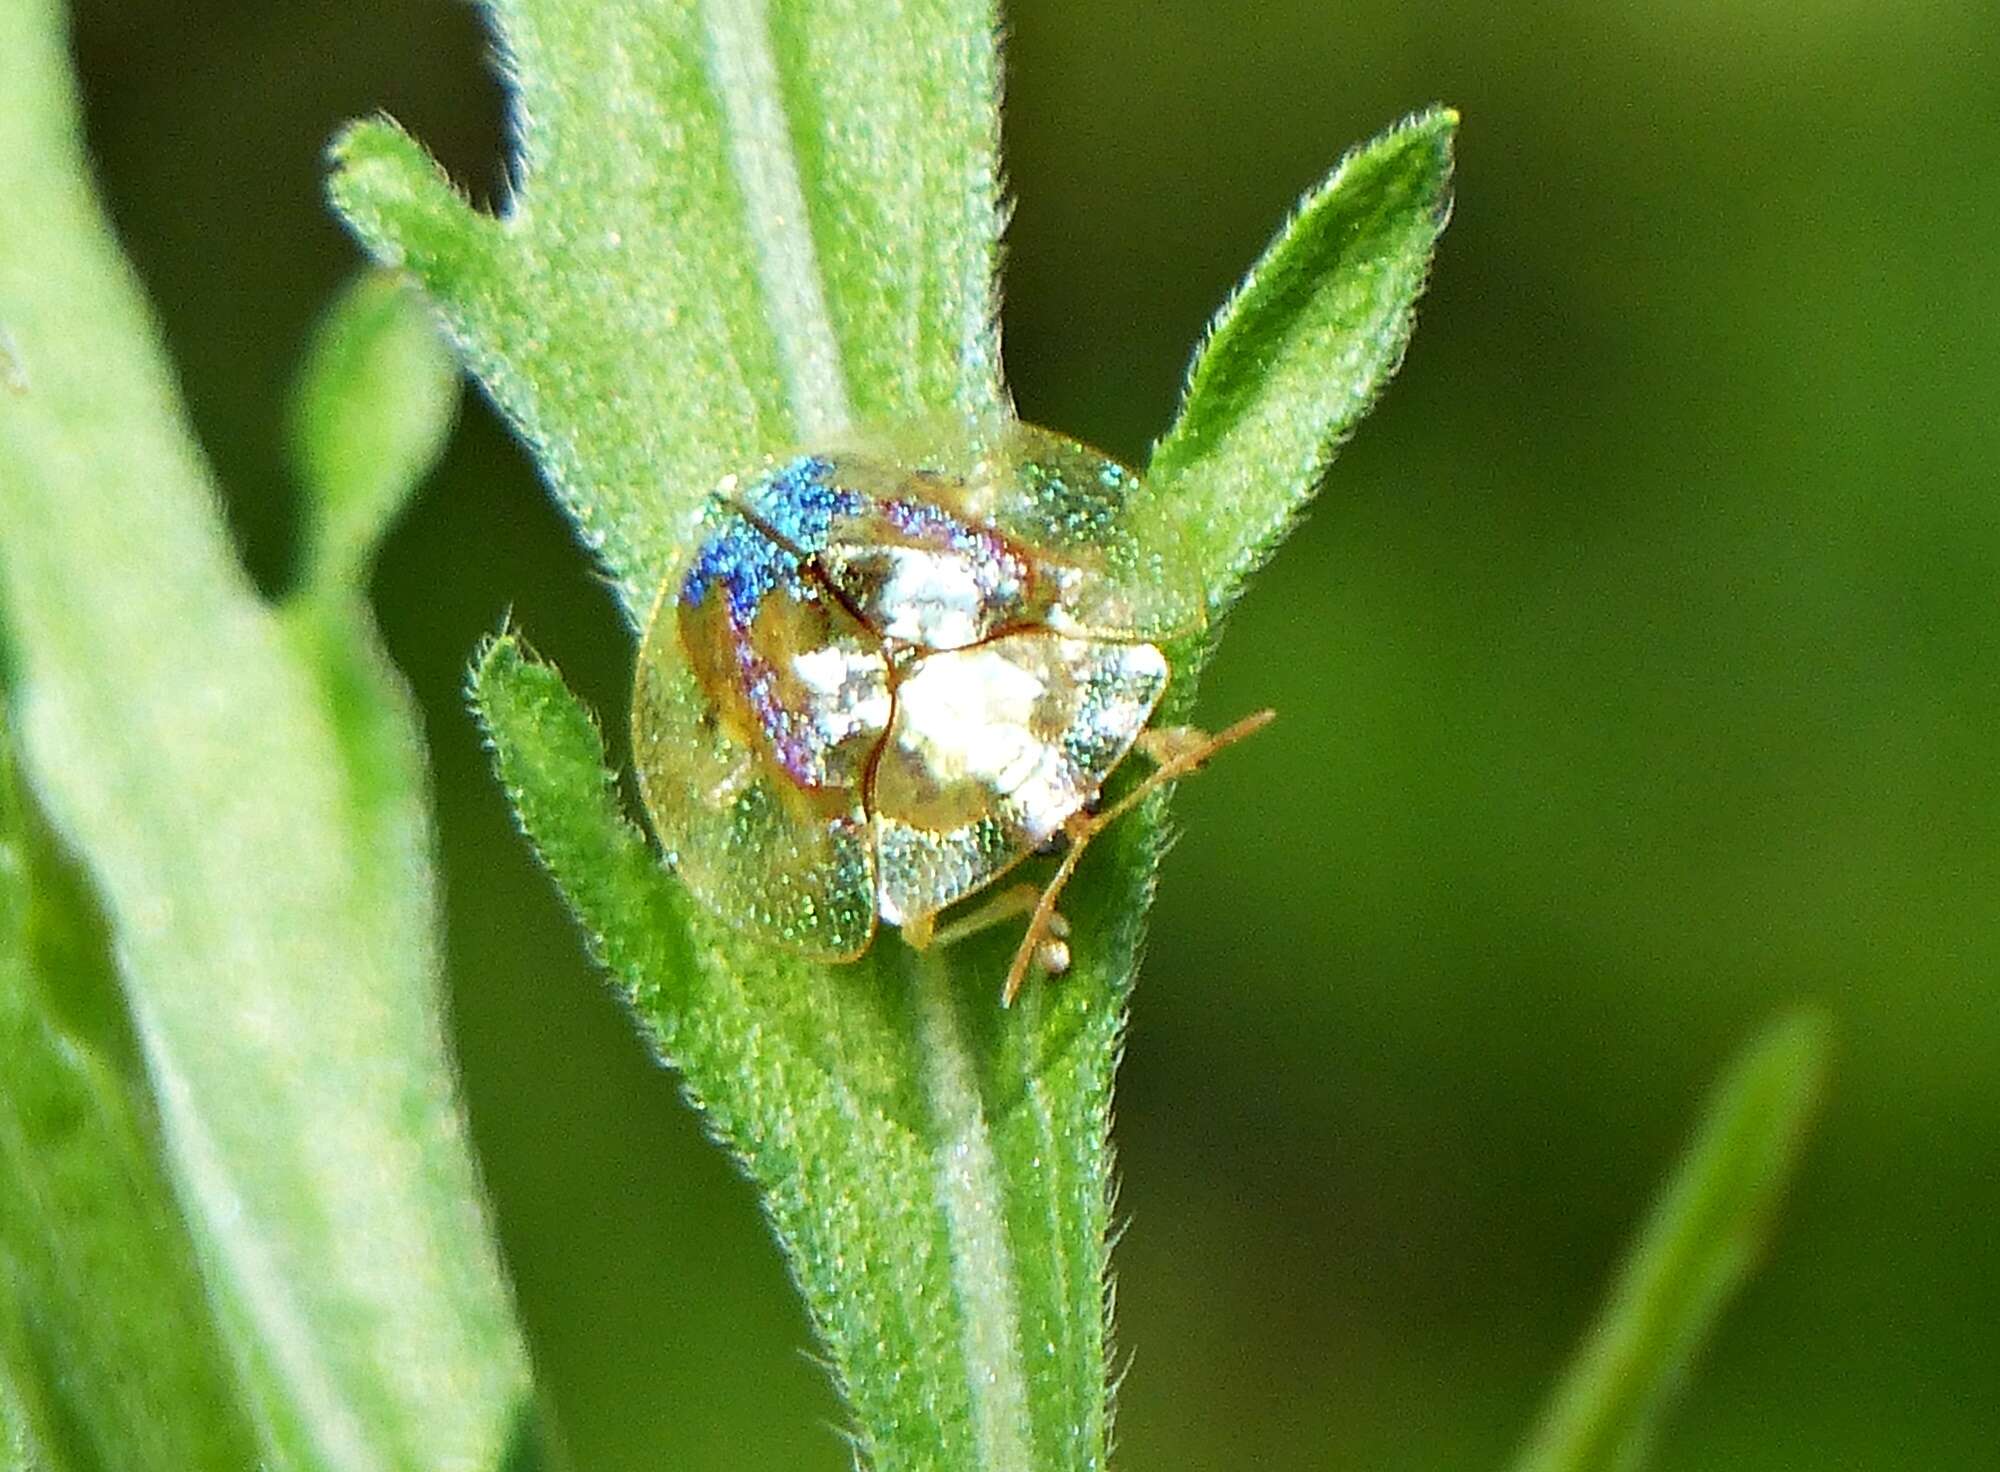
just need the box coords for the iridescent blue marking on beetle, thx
[735,454,864,554]
[680,514,826,784]
[677,476,898,797]
[879,496,1016,565]
[678,511,798,625]
[877,496,962,542]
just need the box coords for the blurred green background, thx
[65,0,1998,1466]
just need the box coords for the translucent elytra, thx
[631,422,1202,960]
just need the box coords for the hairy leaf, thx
[1146,107,1457,616]
[0,4,531,1468]
[1512,1010,1832,1472]
[473,634,1127,1471]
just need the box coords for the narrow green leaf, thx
[288,271,460,593]
[281,273,464,988]
[473,636,1125,1471]
[1145,106,1457,615]
[1511,1010,1833,1472]
[0,4,531,1469]
[328,0,1005,623]
[0,705,263,1472]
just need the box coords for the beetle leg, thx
[1134,725,1208,765]
[922,882,1042,951]
[999,707,1277,1006]
[919,884,1075,998]
[902,910,938,951]
[1131,709,1278,788]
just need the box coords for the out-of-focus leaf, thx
[0,702,262,1472]
[288,271,460,593]
[2,1386,33,1470]
[0,3,532,1468]
[1511,1009,1832,1472]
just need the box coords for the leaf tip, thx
[1143,102,1462,589]
[326,115,494,286]
[1669,1003,1835,1289]
[468,621,535,706]
[289,270,460,592]
[1413,102,1462,137]
[1725,1003,1835,1155]
[1373,103,1460,221]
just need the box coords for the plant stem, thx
[702,0,853,440]
[908,947,1033,1472]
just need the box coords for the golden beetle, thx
[631,422,1268,1002]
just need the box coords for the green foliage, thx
[1514,1010,1832,1472]
[2,1388,30,1471]
[333,0,1455,1464]
[471,633,1085,1470]
[0,707,261,1471]
[0,0,532,1461]
[288,273,461,594]
[0,0,1830,1466]
[1146,108,1457,618]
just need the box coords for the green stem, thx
[908,947,1033,1472]
[702,0,853,439]
[694,24,1044,1447]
